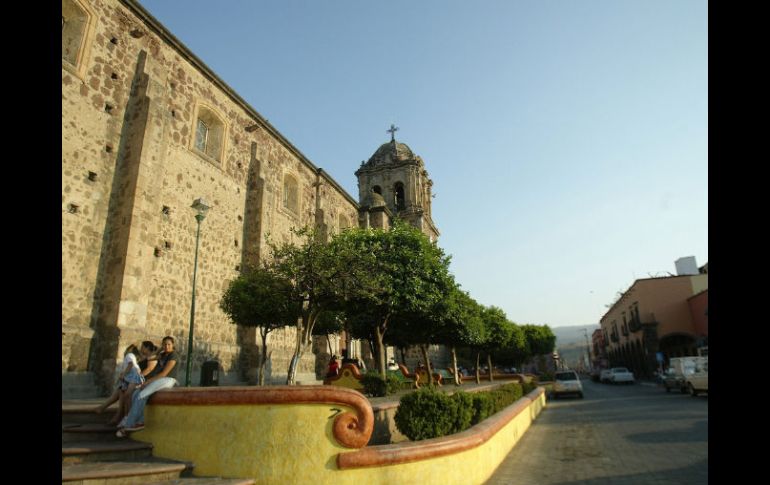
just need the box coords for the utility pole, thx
[582,328,592,373]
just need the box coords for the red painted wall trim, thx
[337,387,544,468]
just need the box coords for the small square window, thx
[164,241,172,250]
[67,204,79,214]
[161,206,170,215]
[87,171,97,182]
[154,247,162,257]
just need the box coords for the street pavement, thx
[485,379,708,485]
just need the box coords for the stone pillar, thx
[90,50,170,391]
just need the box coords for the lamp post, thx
[186,197,210,387]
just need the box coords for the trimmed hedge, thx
[394,388,458,440]
[361,372,402,397]
[395,382,533,441]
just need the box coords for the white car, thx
[600,369,613,383]
[552,370,584,398]
[609,367,635,384]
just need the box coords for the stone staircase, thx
[62,372,104,400]
[62,400,255,485]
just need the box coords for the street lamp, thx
[186,197,210,387]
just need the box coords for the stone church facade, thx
[62,0,446,393]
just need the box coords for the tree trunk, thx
[487,354,494,382]
[475,353,481,384]
[374,324,387,379]
[420,344,434,386]
[451,346,460,386]
[399,346,407,365]
[287,310,315,385]
[258,328,270,386]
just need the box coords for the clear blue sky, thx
[138,0,708,328]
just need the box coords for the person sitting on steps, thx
[116,336,178,437]
[95,344,145,424]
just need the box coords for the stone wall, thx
[62,0,358,390]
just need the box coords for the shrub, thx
[522,381,537,394]
[471,393,494,425]
[386,374,403,395]
[449,391,474,433]
[394,388,457,440]
[395,382,534,441]
[361,372,387,397]
[488,383,523,413]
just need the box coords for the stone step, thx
[63,400,119,425]
[147,479,255,485]
[62,372,105,399]
[62,423,121,443]
[146,479,256,485]
[62,459,191,484]
[62,440,153,464]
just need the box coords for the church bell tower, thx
[355,125,439,241]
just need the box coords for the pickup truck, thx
[669,356,708,396]
[662,368,687,393]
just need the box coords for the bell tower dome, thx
[355,126,439,241]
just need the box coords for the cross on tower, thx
[386,124,399,142]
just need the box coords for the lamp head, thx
[191,197,210,219]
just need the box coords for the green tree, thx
[312,310,345,356]
[480,306,513,382]
[522,324,557,372]
[339,221,453,378]
[432,286,484,385]
[219,266,297,385]
[494,322,528,369]
[269,227,368,384]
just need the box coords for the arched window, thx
[283,174,299,214]
[338,214,349,231]
[394,182,405,211]
[193,105,225,162]
[372,185,382,195]
[62,0,93,72]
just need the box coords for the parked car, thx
[608,367,635,384]
[600,369,613,383]
[551,370,583,399]
[662,368,687,393]
[590,368,601,382]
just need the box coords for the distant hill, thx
[551,324,600,347]
[551,325,599,369]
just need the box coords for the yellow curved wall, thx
[135,390,546,484]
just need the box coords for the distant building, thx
[591,329,608,370]
[599,260,708,379]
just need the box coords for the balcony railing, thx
[629,315,641,332]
